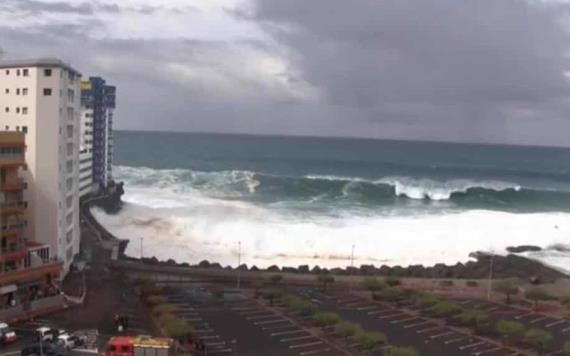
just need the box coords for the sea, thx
[91,131,570,273]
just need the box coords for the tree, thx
[385,277,401,287]
[317,274,335,291]
[269,274,283,284]
[263,289,283,306]
[455,310,490,332]
[376,287,405,302]
[361,278,384,298]
[415,294,440,309]
[387,347,419,356]
[525,288,552,310]
[152,304,178,317]
[146,295,168,306]
[354,331,387,351]
[312,312,340,328]
[334,321,361,340]
[496,320,525,345]
[525,328,554,354]
[163,317,193,340]
[493,280,519,304]
[251,280,264,298]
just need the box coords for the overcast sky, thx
[2,0,570,146]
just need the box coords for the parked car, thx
[21,342,67,356]
[36,327,66,343]
[0,322,17,345]
[57,333,84,349]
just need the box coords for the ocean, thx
[91,131,570,273]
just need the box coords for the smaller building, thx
[0,132,63,322]
[79,97,93,198]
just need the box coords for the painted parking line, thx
[367,309,390,315]
[403,320,431,329]
[183,318,203,322]
[417,326,441,334]
[474,346,502,355]
[459,341,486,350]
[194,329,215,333]
[281,335,316,343]
[530,316,549,324]
[289,341,323,349]
[204,341,226,347]
[271,330,306,337]
[514,312,534,320]
[562,326,570,333]
[255,319,290,326]
[231,306,257,311]
[483,307,498,312]
[457,300,473,305]
[378,312,407,319]
[246,314,278,321]
[200,335,220,340]
[391,317,418,324]
[356,305,378,311]
[545,320,566,328]
[262,324,296,331]
[430,331,455,339]
[444,337,468,345]
[240,310,271,316]
[300,348,331,355]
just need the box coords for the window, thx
[22,107,28,115]
[4,126,7,130]
[4,89,8,94]
[16,126,19,131]
[43,88,52,96]
[22,126,27,134]
[22,69,29,77]
[15,107,20,114]
[5,70,8,75]
[16,69,20,76]
[16,88,20,95]
[4,108,8,113]
[44,69,52,77]
[66,196,73,208]
[22,88,28,96]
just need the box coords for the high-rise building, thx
[78,100,93,198]
[80,77,115,190]
[0,58,81,273]
[0,131,64,321]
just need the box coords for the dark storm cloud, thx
[250,0,570,143]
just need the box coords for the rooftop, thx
[0,58,81,75]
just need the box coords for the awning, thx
[0,284,17,294]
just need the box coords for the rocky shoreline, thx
[86,183,567,284]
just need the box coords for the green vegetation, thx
[317,274,335,291]
[375,287,405,302]
[355,331,387,350]
[251,280,264,298]
[493,280,519,304]
[152,303,178,317]
[385,277,401,287]
[525,288,552,310]
[496,320,525,345]
[415,294,441,309]
[466,280,479,287]
[162,316,193,340]
[283,295,318,316]
[361,277,384,298]
[439,280,454,287]
[262,289,283,306]
[426,301,463,318]
[524,328,554,353]
[146,295,168,306]
[312,312,340,328]
[334,321,361,339]
[454,310,490,332]
[386,346,419,356]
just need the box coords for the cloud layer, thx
[1,0,570,145]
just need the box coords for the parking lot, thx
[163,283,348,355]
[298,288,519,356]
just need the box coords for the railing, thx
[0,201,27,211]
[1,221,26,231]
[0,181,26,191]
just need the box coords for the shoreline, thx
[85,185,567,284]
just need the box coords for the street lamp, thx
[349,244,355,294]
[237,241,242,289]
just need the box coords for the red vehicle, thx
[105,336,175,356]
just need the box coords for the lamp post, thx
[487,251,495,300]
[349,244,355,294]
[237,241,242,289]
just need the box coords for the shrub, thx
[287,298,318,317]
[493,280,519,304]
[387,346,419,356]
[152,304,177,317]
[162,316,193,340]
[262,289,283,306]
[385,277,401,287]
[439,280,454,287]
[375,287,405,302]
[317,274,335,291]
[466,280,479,287]
[525,328,554,352]
[354,331,387,350]
[312,312,340,328]
[334,321,361,339]
[269,274,283,284]
[361,278,384,298]
[415,294,440,309]
[496,320,525,345]
[146,295,168,306]
[138,280,161,297]
[525,288,553,310]
[454,310,489,331]
[426,301,463,318]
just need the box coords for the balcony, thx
[0,154,25,168]
[0,201,26,215]
[0,180,26,192]
[0,256,62,286]
[1,221,26,236]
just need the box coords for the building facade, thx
[80,77,115,191]
[0,59,81,274]
[0,131,64,321]
[78,105,93,198]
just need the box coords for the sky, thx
[1,0,570,146]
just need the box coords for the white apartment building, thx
[79,107,93,198]
[0,58,81,274]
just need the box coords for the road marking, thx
[430,331,455,339]
[391,317,418,324]
[457,300,472,305]
[417,326,441,334]
[271,330,306,337]
[241,310,270,316]
[474,347,502,355]
[290,341,323,349]
[459,341,485,350]
[530,316,549,324]
[367,310,389,315]
[262,324,295,331]
[256,319,289,326]
[483,307,498,312]
[300,348,330,355]
[514,312,534,320]
[183,317,203,322]
[403,320,431,329]
[194,329,215,333]
[200,335,220,340]
[204,341,226,347]
[563,326,570,333]
[444,337,467,345]
[281,335,315,343]
[546,320,565,328]
[246,314,278,321]
[378,312,406,319]
[232,306,256,311]
[356,306,377,311]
